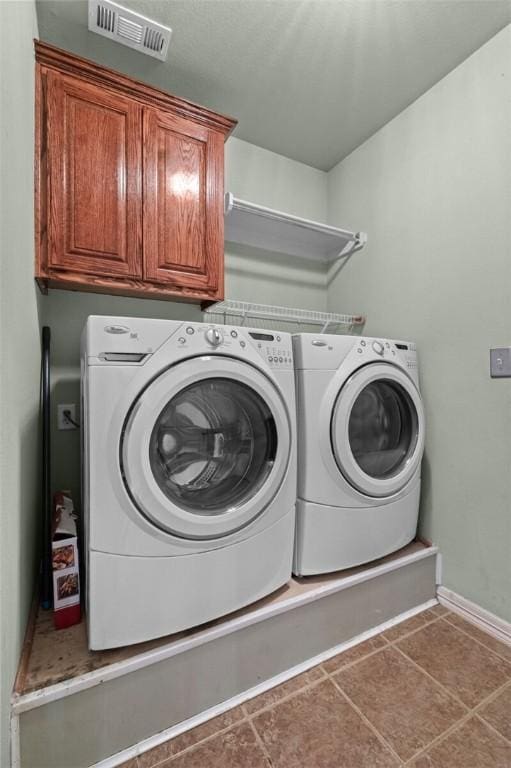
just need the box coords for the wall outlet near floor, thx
[57,404,78,430]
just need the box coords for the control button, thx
[186,326,194,335]
[205,328,223,346]
[230,330,238,338]
[276,335,281,342]
[357,348,363,353]
[360,340,366,346]
[279,357,283,362]
[372,341,384,355]
[240,341,246,348]
[178,337,186,345]
[268,356,273,362]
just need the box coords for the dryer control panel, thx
[293,333,419,384]
[353,338,418,372]
[351,338,420,387]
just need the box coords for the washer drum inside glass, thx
[121,356,292,539]
[149,378,277,515]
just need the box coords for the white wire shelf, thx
[203,300,365,334]
[224,193,367,262]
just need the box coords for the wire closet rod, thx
[203,300,365,334]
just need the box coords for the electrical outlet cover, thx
[58,404,77,430]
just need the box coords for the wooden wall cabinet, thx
[35,42,236,304]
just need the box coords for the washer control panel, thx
[248,331,293,369]
[175,324,293,368]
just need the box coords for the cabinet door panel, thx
[143,108,223,294]
[47,71,142,277]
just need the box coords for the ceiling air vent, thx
[88,0,172,61]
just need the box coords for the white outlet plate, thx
[58,404,78,430]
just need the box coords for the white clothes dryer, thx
[81,316,296,649]
[292,334,425,576]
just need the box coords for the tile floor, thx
[121,605,511,767]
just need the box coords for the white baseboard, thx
[10,714,20,768]
[437,586,511,647]
[435,553,443,585]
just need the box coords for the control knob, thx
[205,327,223,346]
[372,340,384,356]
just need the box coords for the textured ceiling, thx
[36,0,511,170]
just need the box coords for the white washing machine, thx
[81,316,296,649]
[293,333,425,576]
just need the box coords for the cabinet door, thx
[143,108,224,296]
[47,71,142,278]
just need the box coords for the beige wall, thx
[41,136,328,503]
[327,26,511,621]
[0,1,41,764]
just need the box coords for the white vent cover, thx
[88,0,172,61]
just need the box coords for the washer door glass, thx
[331,363,425,498]
[149,378,277,514]
[348,380,417,479]
[121,356,291,539]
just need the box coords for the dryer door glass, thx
[348,380,418,479]
[331,362,424,498]
[148,378,277,514]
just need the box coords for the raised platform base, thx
[12,541,438,768]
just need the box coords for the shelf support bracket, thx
[224,192,234,215]
[332,231,368,263]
